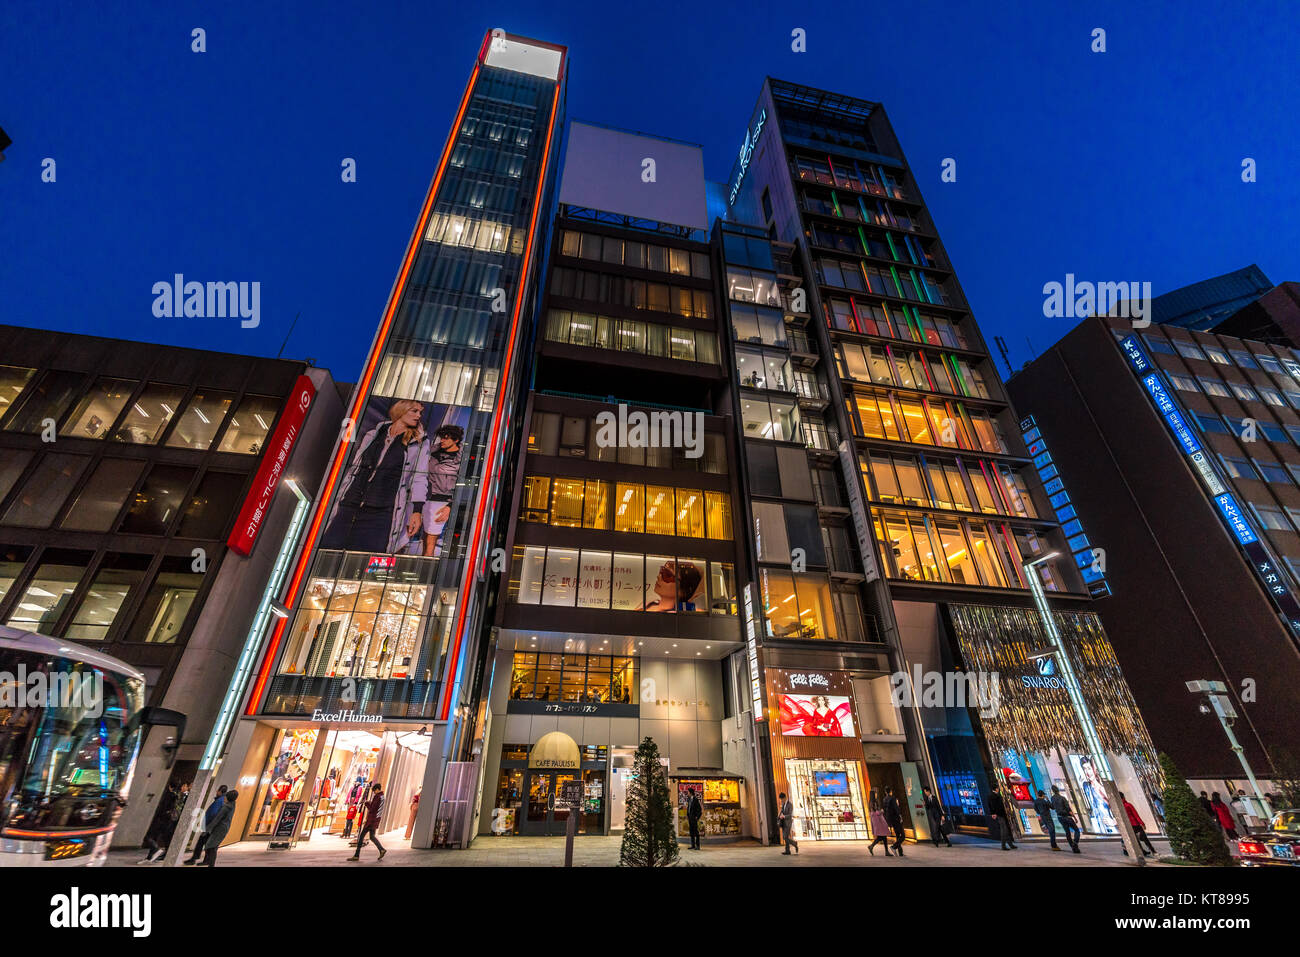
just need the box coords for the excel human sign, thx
[1119,335,1300,636]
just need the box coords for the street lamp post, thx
[1186,680,1273,824]
[1023,553,1147,865]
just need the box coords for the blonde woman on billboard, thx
[323,398,429,554]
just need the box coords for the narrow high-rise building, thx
[210,32,568,850]
[724,78,1160,842]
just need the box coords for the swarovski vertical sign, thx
[728,108,767,206]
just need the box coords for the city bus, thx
[0,624,148,866]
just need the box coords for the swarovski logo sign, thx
[729,108,767,206]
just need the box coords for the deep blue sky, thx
[3,0,1296,383]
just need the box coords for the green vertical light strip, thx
[831,189,843,217]
[857,224,871,257]
[858,195,871,224]
[888,264,903,299]
[905,304,924,343]
[946,353,970,396]
[885,231,901,262]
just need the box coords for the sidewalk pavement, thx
[108,830,1170,867]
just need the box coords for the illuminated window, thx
[705,491,732,540]
[675,489,705,537]
[549,479,585,527]
[521,476,551,522]
[60,378,139,440]
[936,522,977,585]
[644,485,675,535]
[968,523,1010,587]
[614,483,645,533]
[583,480,611,529]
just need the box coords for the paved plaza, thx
[108,831,1172,868]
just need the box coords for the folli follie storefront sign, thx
[528,731,581,769]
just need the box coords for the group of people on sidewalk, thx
[135,779,387,867]
[772,782,1164,859]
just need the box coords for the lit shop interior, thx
[241,725,430,843]
[901,600,1163,837]
[766,668,874,841]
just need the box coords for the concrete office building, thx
[0,325,342,846]
[1009,315,1300,788]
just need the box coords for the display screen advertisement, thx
[772,668,860,737]
[1067,753,1118,834]
[780,694,856,737]
[636,557,706,613]
[320,395,471,556]
[815,771,849,796]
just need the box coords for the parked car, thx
[1238,809,1300,866]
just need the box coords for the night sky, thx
[3,0,1296,384]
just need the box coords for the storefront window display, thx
[250,729,318,835]
[784,758,870,840]
[673,776,743,840]
[492,742,608,836]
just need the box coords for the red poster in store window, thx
[227,375,316,556]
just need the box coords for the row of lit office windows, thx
[872,510,1064,591]
[527,410,728,474]
[559,229,711,280]
[549,267,713,320]
[520,476,733,539]
[847,392,1009,455]
[542,310,720,365]
[836,341,994,400]
[861,451,1038,518]
[0,366,279,453]
[817,256,949,307]
[824,296,970,351]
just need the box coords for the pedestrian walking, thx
[777,791,798,855]
[201,790,238,867]
[884,786,906,856]
[1210,792,1238,840]
[987,787,1016,850]
[1119,792,1157,857]
[1033,789,1060,851]
[1199,790,1218,825]
[139,781,189,863]
[1051,785,1081,853]
[349,783,387,861]
[686,787,703,851]
[867,791,893,857]
[923,786,951,847]
[183,785,229,865]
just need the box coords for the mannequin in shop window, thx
[405,789,421,840]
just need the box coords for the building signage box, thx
[228,374,316,556]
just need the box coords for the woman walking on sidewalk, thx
[868,791,893,857]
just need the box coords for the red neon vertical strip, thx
[245,51,485,715]
[438,62,565,722]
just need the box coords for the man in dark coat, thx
[923,786,951,847]
[686,788,703,850]
[1051,785,1081,853]
[349,783,387,861]
[202,790,238,867]
[1034,789,1060,850]
[184,784,229,865]
[988,787,1016,850]
[883,786,906,856]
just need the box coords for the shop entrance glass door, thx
[521,771,578,835]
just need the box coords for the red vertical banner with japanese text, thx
[227,375,317,556]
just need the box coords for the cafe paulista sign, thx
[528,731,581,770]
